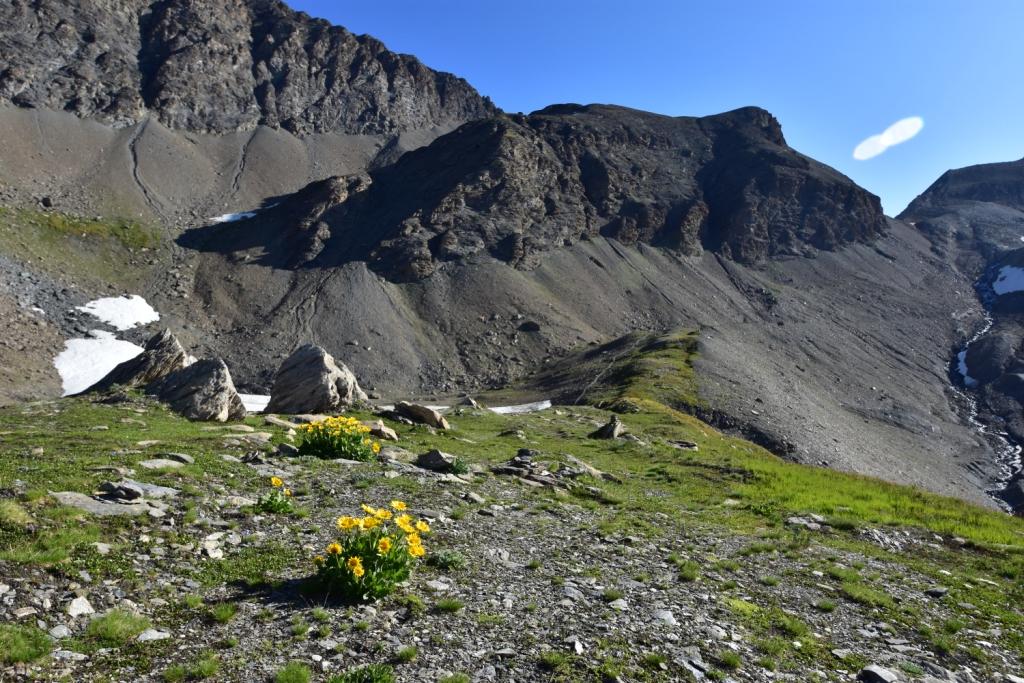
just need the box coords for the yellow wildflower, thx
[372,442,381,454]
[376,537,392,554]
[346,556,365,578]
[336,516,359,531]
[406,532,421,546]
[270,476,283,488]
[326,542,342,555]
[283,488,292,497]
[313,555,326,566]
[408,543,425,558]
[361,503,377,515]
[374,508,393,520]
[361,516,380,529]
[395,514,415,533]
[415,520,431,533]
[390,500,407,511]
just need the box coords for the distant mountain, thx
[0,0,496,135]
[901,158,1024,273]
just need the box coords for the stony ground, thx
[1,396,1023,683]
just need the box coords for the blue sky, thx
[290,1,1024,215]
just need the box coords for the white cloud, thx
[853,116,924,160]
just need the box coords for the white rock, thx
[137,628,171,642]
[67,596,94,617]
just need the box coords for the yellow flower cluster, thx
[300,415,370,435]
[269,476,292,496]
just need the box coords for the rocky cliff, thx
[0,0,496,134]
[197,104,888,280]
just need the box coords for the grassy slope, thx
[0,337,1022,678]
[0,206,160,289]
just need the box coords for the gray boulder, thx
[395,401,450,430]
[146,358,246,422]
[265,344,367,414]
[82,329,191,394]
[415,449,457,472]
[590,414,625,439]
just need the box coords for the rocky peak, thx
[0,0,497,134]
[200,104,887,280]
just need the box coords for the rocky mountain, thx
[902,159,1024,510]
[193,104,887,281]
[0,0,495,135]
[175,103,998,507]
[901,157,1024,273]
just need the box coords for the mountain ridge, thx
[0,0,497,135]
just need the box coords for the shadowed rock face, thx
[193,104,888,280]
[0,0,496,134]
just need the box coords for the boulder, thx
[415,449,457,472]
[363,420,399,441]
[146,358,247,422]
[857,666,899,683]
[82,329,190,393]
[395,401,450,430]
[265,344,367,414]
[590,414,625,439]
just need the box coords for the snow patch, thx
[210,211,258,223]
[992,266,1024,295]
[957,350,978,388]
[54,330,144,396]
[490,400,553,415]
[239,394,270,413]
[76,295,159,331]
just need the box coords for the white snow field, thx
[54,330,144,395]
[239,394,271,413]
[75,295,160,330]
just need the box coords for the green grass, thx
[0,624,51,664]
[601,588,625,602]
[328,664,395,683]
[426,550,467,571]
[275,662,312,683]
[840,582,894,609]
[438,675,471,683]
[435,598,464,613]
[394,645,418,663]
[81,609,151,648]
[0,206,159,289]
[209,602,238,624]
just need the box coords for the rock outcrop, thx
[82,329,191,394]
[265,344,367,414]
[146,358,246,422]
[0,0,496,134]
[217,104,887,280]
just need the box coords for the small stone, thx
[138,458,184,470]
[425,580,450,592]
[162,453,195,464]
[464,492,486,504]
[608,598,628,611]
[53,649,89,662]
[67,596,94,617]
[925,586,949,598]
[653,609,677,626]
[137,628,171,642]
[49,625,72,639]
[14,607,38,619]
